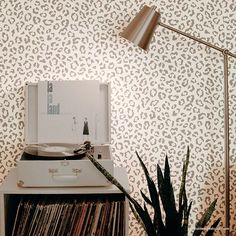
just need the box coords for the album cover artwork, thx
[37,80,99,144]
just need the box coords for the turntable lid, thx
[25,81,111,144]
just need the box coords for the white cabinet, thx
[0,167,129,236]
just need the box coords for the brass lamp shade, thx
[120,5,160,51]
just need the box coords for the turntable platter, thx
[22,143,86,160]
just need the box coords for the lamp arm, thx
[159,22,236,59]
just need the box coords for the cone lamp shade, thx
[120,5,160,51]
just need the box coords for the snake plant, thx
[86,147,220,236]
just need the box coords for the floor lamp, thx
[119,5,236,235]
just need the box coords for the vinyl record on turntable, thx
[22,143,86,160]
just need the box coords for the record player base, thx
[17,156,114,187]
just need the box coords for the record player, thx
[17,81,113,187]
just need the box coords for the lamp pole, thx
[158,21,233,236]
[223,51,230,235]
[158,19,234,235]
[120,5,236,235]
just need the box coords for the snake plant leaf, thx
[163,155,177,214]
[144,203,149,216]
[205,218,221,236]
[140,188,161,234]
[136,152,165,234]
[177,147,190,236]
[179,147,190,212]
[86,152,132,201]
[178,186,187,224]
[140,190,153,206]
[182,201,192,236]
[181,188,192,236]
[157,156,179,235]
[193,199,217,236]
[178,164,187,227]
[129,202,145,230]
[178,202,184,232]
[140,186,164,234]
[130,200,157,236]
[179,187,187,232]
[143,203,160,235]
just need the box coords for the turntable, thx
[17,81,113,187]
[21,143,88,161]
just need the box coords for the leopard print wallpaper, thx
[0,0,236,235]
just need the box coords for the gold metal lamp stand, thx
[120,5,236,235]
